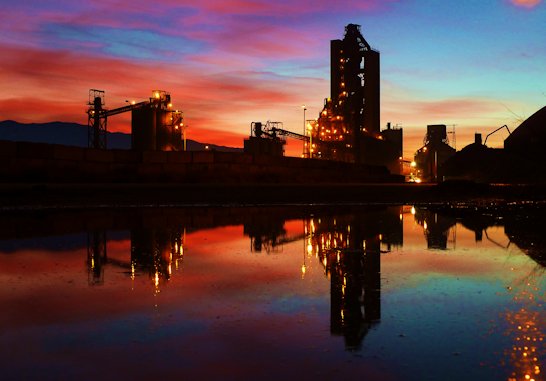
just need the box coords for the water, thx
[0,205,544,381]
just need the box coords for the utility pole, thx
[302,105,307,157]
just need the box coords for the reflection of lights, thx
[154,271,160,288]
[307,243,313,254]
[424,221,428,230]
[504,276,544,381]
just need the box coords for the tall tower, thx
[312,24,399,169]
[330,24,380,159]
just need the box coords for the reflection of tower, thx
[87,230,107,285]
[414,208,456,250]
[329,238,381,351]
[130,227,184,288]
[308,208,398,351]
[86,224,185,290]
[244,218,286,253]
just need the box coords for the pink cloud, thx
[0,40,325,147]
[164,0,393,16]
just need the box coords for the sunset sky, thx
[0,0,544,157]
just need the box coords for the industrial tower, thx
[331,23,380,138]
[309,24,400,171]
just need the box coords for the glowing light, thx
[411,206,416,215]
[411,161,416,167]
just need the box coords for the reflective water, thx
[0,205,544,381]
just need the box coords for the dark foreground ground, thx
[2,182,546,209]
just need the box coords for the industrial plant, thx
[0,23,544,185]
[245,24,402,175]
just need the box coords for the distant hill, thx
[0,120,242,152]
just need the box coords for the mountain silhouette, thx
[0,120,241,152]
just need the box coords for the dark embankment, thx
[1,182,546,209]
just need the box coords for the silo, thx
[132,106,156,151]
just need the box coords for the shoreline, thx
[2,182,545,210]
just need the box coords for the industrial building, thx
[441,106,546,183]
[87,89,184,152]
[414,124,456,182]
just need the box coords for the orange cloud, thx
[511,0,542,8]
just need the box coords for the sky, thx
[0,0,545,157]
